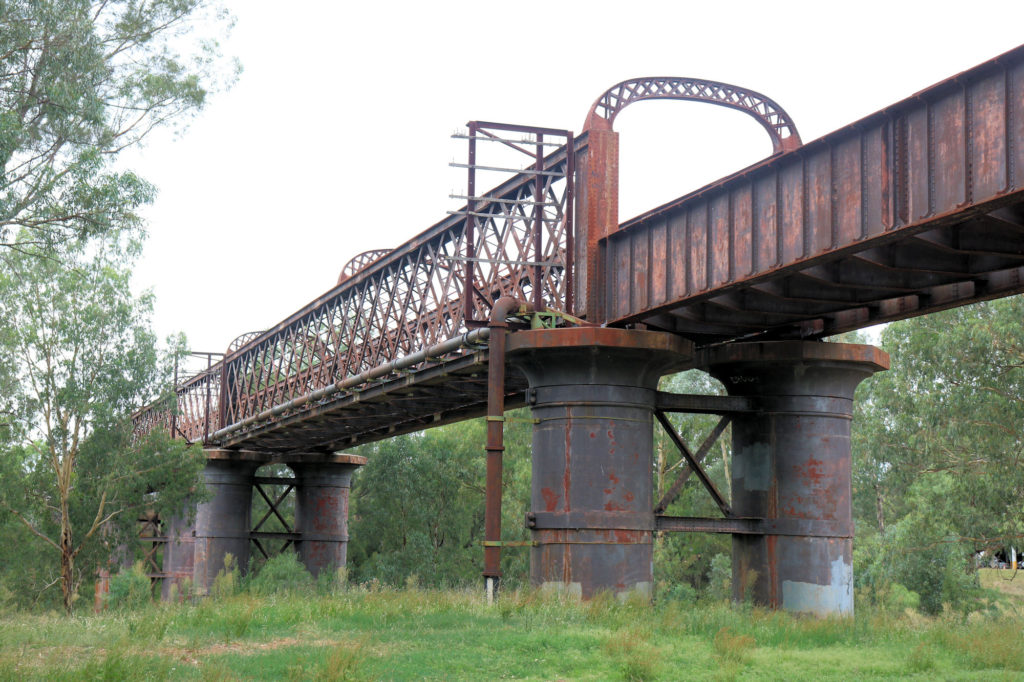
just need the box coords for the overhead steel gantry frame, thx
[131,44,1024,614]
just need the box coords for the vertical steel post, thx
[575,128,618,322]
[483,297,521,601]
[464,122,477,324]
[533,135,544,311]
[203,353,213,443]
[698,341,888,616]
[564,133,575,315]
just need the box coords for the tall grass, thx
[3,585,1024,680]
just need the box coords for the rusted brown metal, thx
[654,410,731,516]
[603,45,1024,339]
[653,414,732,514]
[483,297,530,596]
[338,250,393,285]
[583,76,802,154]
[508,328,692,598]
[697,341,888,616]
[293,456,366,577]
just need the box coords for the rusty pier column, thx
[193,454,258,594]
[698,341,888,616]
[509,328,692,599]
[291,455,366,577]
[160,506,196,600]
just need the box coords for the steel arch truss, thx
[584,76,801,153]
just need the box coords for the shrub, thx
[706,553,732,602]
[107,562,151,611]
[248,553,313,597]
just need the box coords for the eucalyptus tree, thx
[0,0,237,254]
[0,233,203,613]
[852,296,1024,613]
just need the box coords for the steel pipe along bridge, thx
[129,45,1024,616]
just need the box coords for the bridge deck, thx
[135,45,1024,453]
[604,44,1024,342]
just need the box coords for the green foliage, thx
[851,295,1024,614]
[248,553,313,597]
[347,412,533,588]
[653,370,731,594]
[106,561,152,611]
[210,553,241,600]
[706,553,732,602]
[0,234,205,613]
[0,0,237,253]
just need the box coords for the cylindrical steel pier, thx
[193,457,258,594]
[698,341,888,616]
[292,455,366,577]
[160,506,196,600]
[509,328,692,599]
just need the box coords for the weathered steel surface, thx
[698,341,888,616]
[508,328,692,598]
[192,459,258,594]
[160,507,196,601]
[583,76,802,153]
[604,45,1024,341]
[292,456,365,577]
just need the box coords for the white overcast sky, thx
[123,0,1024,359]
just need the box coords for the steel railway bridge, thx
[127,45,1024,615]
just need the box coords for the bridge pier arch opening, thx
[507,327,693,599]
[695,341,889,616]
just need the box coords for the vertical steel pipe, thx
[508,328,691,599]
[697,341,888,616]
[482,297,525,600]
[291,456,366,577]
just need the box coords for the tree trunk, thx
[60,499,75,614]
[874,482,886,534]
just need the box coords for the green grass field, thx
[2,573,1024,681]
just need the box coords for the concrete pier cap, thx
[507,327,693,599]
[696,340,889,617]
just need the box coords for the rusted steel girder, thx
[603,44,1024,340]
[508,328,692,599]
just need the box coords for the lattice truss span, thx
[134,131,573,451]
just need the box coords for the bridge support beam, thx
[509,328,692,599]
[193,457,258,595]
[697,341,888,616]
[292,455,366,578]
